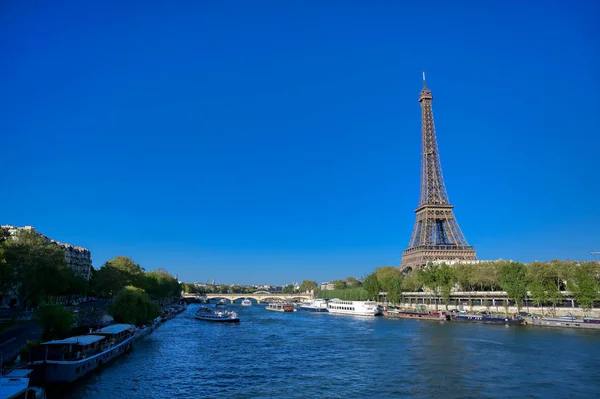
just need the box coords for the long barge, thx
[532,316,600,330]
[450,313,524,325]
[37,324,136,383]
[384,309,448,321]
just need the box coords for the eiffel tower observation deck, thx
[400,74,477,272]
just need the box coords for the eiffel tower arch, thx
[400,74,477,272]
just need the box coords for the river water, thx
[54,303,599,399]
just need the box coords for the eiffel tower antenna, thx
[400,74,477,272]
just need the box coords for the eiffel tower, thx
[400,73,477,272]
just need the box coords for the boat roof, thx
[94,324,134,335]
[4,369,33,378]
[0,375,29,399]
[42,335,105,346]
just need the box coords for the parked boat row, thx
[0,302,188,395]
[383,307,600,329]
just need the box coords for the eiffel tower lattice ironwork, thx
[400,74,477,272]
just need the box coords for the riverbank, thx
[394,302,599,318]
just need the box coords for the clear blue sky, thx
[1,1,598,285]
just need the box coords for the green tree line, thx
[326,261,599,313]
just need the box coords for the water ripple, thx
[54,304,600,399]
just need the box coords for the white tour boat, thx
[195,307,240,323]
[40,324,135,383]
[326,299,382,316]
[241,299,252,307]
[0,369,46,399]
[297,299,329,312]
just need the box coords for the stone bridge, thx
[182,291,313,304]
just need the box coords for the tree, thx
[299,280,318,294]
[143,271,181,299]
[546,283,563,316]
[362,273,380,300]
[499,261,528,311]
[454,263,476,291]
[372,266,403,303]
[109,286,160,325]
[401,269,423,292]
[569,264,599,313]
[437,264,456,310]
[422,264,445,309]
[345,276,362,288]
[529,279,548,314]
[282,284,295,294]
[90,256,148,298]
[0,227,10,293]
[2,229,68,307]
[333,280,347,290]
[36,305,75,341]
[473,262,501,291]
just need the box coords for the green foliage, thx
[401,269,423,292]
[499,261,528,311]
[143,270,181,299]
[2,229,70,306]
[421,263,456,309]
[569,263,599,312]
[529,279,548,310]
[317,287,369,300]
[375,267,403,304]
[299,280,318,293]
[19,339,41,362]
[362,273,380,300]
[36,305,75,341]
[345,276,362,288]
[91,257,180,300]
[109,286,160,326]
[90,256,146,298]
[333,280,347,290]
[282,284,296,294]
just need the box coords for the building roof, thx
[94,324,134,335]
[42,335,105,346]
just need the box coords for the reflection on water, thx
[55,304,600,399]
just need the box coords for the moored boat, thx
[39,324,135,383]
[326,299,382,316]
[265,302,296,312]
[532,316,600,330]
[297,299,328,312]
[451,313,523,325]
[194,307,240,323]
[385,308,448,321]
[0,369,46,399]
